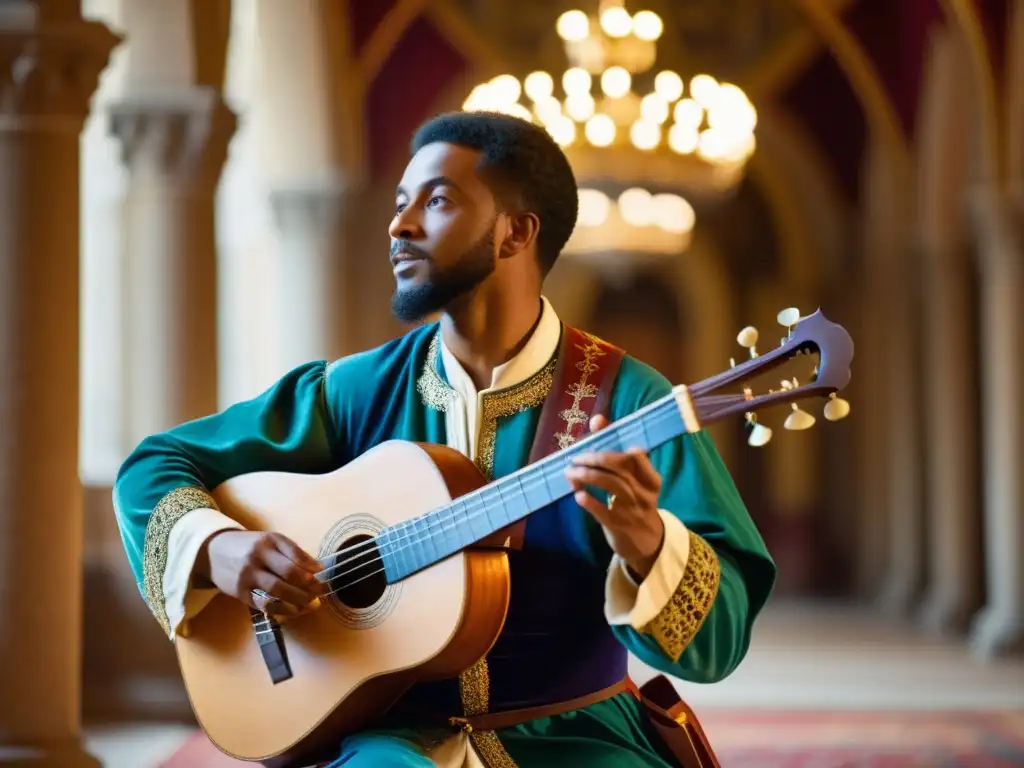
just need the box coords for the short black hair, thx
[411,111,578,275]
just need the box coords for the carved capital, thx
[0,8,121,131]
[109,88,237,188]
[268,179,356,236]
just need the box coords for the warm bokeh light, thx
[556,10,589,41]
[601,66,632,99]
[652,193,695,233]
[563,67,592,96]
[618,187,654,227]
[689,74,719,109]
[600,6,632,38]
[577,188,611,226]
[489,74,521,106]
[668,122,700,154]
[523,71,554,101]
[461,5,757,175]
[654,71,684,102]
[585,113,616,146]
[565,92,596,122]
[630,119,660,150]
[640,93,670,124]
[631,11,663,41]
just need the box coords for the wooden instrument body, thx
[176,441,510,766]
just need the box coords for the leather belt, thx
[447,678,633,733]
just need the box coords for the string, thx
[310,397,678,585]
[310,401,684,595]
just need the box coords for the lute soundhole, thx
[318,514,401,630]
[328,533,388,609]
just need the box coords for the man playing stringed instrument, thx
[114,111,776,767]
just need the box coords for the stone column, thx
[969,184,1024,657]
[269,181,360,368]
[252,0,366,370]
[861,139,924,614]
[916,27,982,636]
[110,89,236,443]
[0,3,118,765]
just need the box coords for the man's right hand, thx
[197,531,327,620]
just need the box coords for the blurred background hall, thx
[1,0,1023,766]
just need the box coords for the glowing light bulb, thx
[562,67,592,96]
[668,123,700,154]
[533,96,563,124]
[524,71,554,101]
[600,6,632,37]
[618,187,653,227]
[488,75,521,106]
[629,119,660,150]
[564,92,596,121]
[689,74,720,109]
[640,93,670,124]
[654,71,684,102]
[652,193,695,233]
[584,113,616,146]
[600,66,632,99]
[673,98,703,127]
[556,10,590,41]
[548,116,577,146]
[577,188,611,226]
[632,11,663,41]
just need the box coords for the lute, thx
[177,308,853,766]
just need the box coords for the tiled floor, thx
[84,601,1024,767]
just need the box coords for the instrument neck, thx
[378,393,688,582]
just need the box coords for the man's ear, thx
[499,212,541,259]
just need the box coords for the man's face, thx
[389,142,502,323]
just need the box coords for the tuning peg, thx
[745,413,773,447]
[737,326,759,358]
[777,307,801,329]
[823,392,851,421]
[784,403,816,430]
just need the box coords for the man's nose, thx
[389,206,424,240]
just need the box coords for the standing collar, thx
[439,296,561,401]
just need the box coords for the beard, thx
[390,226,497,324]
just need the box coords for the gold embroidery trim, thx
[416,331,458,412]
[142,486,219,638]
[474,358,554,479]
[644,531,721,662]
[459,658,519,768]
[554,333,607,450]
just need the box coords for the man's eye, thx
[427,196,449,207]
[394,202,407,214]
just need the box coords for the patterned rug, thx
[163,710,1024,767]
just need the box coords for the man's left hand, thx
[565,414,665,579]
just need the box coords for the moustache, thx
[390,241,432,261]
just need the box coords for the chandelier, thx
[461,1,757,260]
[462,2,758,170]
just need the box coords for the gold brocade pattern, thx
[644,531,721,662]
[474,360,554,479]
[416,333,458,412]
[142,486,219,638]
[554,334,607,449]
[459,658,519,768]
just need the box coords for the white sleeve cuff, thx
[604,510,690,631]
[163,507,243,638]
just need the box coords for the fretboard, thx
[378,392,687,583]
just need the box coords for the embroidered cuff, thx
[142,486,223,638]
[605,510,691,630]
[644,530,721,662]
[164,507,244,639]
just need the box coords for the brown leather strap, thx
[447,678,631,733]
